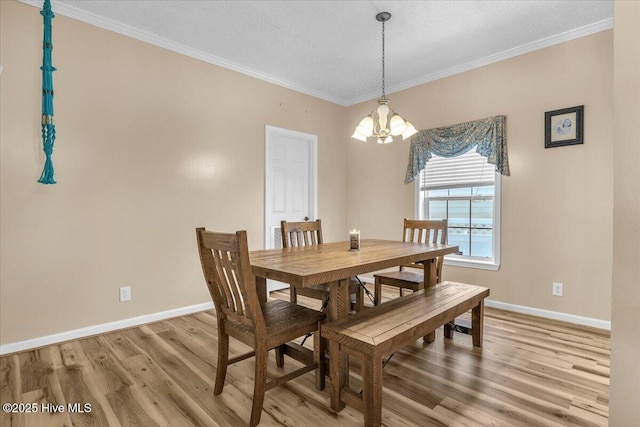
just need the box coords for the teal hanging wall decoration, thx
[38,0,57,184]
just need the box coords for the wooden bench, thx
[321,281,490,426]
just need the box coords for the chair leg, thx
[214,331,229,395]
[444,322,454,339]
[250,344,268,427]
[355,286,364,312]
[275,344,285,368]
[314,322,325,390]
[374,277,382,306]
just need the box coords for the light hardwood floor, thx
[0,286,610,427]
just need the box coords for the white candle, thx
[349,229,360,250]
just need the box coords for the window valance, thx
[405,115,509,184]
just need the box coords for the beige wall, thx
[0,1,348,345]
[4,0,637,417]
[347,31,614,322]
[610,1,640,424]
[0,1,619,344]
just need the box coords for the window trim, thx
[414,166,501,271]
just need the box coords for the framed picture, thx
[545,105,584,148]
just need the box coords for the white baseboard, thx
[1,284,611,355]
[484,299,610,330]
[0,302,214,356]
[359,275,610,330]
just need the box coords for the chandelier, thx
[352,12,417,144]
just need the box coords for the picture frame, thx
[544,105,584,148]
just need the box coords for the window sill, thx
[443,256,500,271]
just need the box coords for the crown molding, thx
[19,0,612,107]
[346,17,614,106]
[18,0,349,105]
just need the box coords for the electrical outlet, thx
[552,282,563,297]
[119,286,131,302]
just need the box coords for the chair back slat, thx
[403,219,448,245]
[402,219,448,283]
[196,228,263,330]
[281,219,323,248]
[214,249,247,316]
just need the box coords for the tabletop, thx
[250,239,459,288]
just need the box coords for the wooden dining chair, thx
[196,228,326,426]
[373,219,448,305]
[281,219,364,311]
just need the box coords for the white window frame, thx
[414,158,501,271]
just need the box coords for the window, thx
[416,151,501,270]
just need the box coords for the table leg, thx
[328,279,350,412]
[423,259,436,343]
[327,279,350,321]
[256,276,267,303]
[328,339,344,411]
[424,258,437,288]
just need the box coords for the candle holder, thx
[349,229,360,251]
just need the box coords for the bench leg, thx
[328,279,350,412]
[472,300,484,347]
[362,353,383,427]
[329,340,346,412]
[422,259,438,343]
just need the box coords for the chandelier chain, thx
[381,19,385,98]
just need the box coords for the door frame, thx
[264,125,318,249]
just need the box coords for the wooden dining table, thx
[249,238,459,391]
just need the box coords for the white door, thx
[265,125,318,292]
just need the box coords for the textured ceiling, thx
[22,1,613,106]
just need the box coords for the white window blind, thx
[420,151,495,191]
